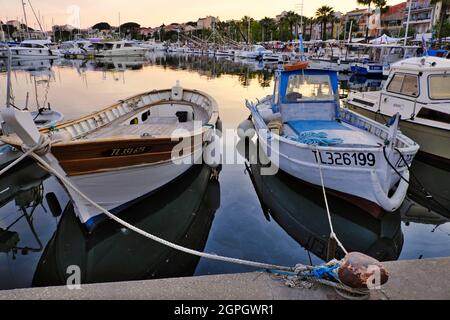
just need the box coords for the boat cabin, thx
[19,40,55,49]
[251,65,392,148]
[271,67,340,123]
[379,57,450,126]
[94,41,137,51]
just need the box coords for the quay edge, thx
[0,257,450,300]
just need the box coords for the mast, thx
[118,12,121,39]
[27,0,44,34]
[298,0,305,61]
[404,0,412,46]
[20,0,30,38]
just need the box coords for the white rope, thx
[0,135,367,295]
[0,135,51,177]
[29,151,302,273]
[0,136,365,294]
[315,146,348,255]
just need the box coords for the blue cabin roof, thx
[272,67,340,117]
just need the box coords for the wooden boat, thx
[346,57,450,165]
[243,66,419,217]
[1,82,220,231]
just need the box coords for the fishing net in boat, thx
[285,132,344,146]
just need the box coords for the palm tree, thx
[374,0,388,37]
[283,11,301,40]
[308,17,315,41]
[315,5,334,40]
[431,0,450,41]
[241,16,254,43]
[260,17,276,42]
[357,0,373,41]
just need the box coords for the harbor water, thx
[0,54,449,291]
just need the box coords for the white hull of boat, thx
[309,59,351,72]
[95,48,147,57]
[248,98,418,215]
[69,151,201,228]
[10,48,62,59]
[347,104,450,163]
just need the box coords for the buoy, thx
[237,120,255,140]
[46,192,62,218]
[216,118,223,138]
[204,134,221,169]
[338,252,389,289]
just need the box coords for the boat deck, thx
[87,119,199,139]
[283,120,384,148]
[85,104,210,140]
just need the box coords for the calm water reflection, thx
[0,54,449,290]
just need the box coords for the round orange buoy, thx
[283,61,309,71]
[338,252,389,289]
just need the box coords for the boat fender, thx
[338,252,389,289]
[215,118,223,138]
[237,120,255,140]
[204,134,221,169]
[371,170,410,212]
[171,80,183,101]
[46,192,62,218]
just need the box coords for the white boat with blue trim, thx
[243,62,420,217]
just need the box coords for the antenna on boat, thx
[295,0,305,61]
[3,44,12,109]
[404,0,412,47]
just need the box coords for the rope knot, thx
[21,135,52,156]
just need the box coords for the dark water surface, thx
[0,54,449,290]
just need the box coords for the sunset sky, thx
[1,0,403,29]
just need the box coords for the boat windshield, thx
[429,75,450,100]
[284,74,334,103]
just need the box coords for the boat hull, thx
[347,104,450,165]
[69,150,202,230]
[350,63,384,77]
[251,114,415,216]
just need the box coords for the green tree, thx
[281,11,301,40]
[431,0,450,41]
[92,22,111,30]
[357,0,373,41]
[260,17,276,42]
[315,5,334,40]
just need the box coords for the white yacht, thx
[10,40,62,59]
[137,40,166,52]
[94,41,147,57]
[346,56,450,164]
[236,45,273,60]
[60,40,95,57]
[350,44,419,77]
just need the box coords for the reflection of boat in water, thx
[346,75,383,91]
[406,158,450,219]
[32,165,220,287]
[400,198,450,227]
[243,141,403,262]
[94,56,148,71]
[0,160,50,259]
[0,58,55,75]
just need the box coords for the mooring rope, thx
[0,136,366,295]
[315,146,349,255]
